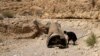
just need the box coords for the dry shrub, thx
[2,11,14,18]
[21,6,43,17]
[0,39,3,43]
[0,0,99,19]
[31,6,43,17]
[95,0,100,10]
[0,16,3,20]
[86,33,97,47]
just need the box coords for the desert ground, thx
[0,18,100,56]
[0,0,100,56]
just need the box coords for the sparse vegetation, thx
[2,11,14,18]
[0,16,3,20]
[0,39,3,43]
[90,0,96,8]
[86,33,97,47]
[16,0,21,2]
[1,0,100,19]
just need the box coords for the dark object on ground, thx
[47,22,68,49]
[64,31,77,45]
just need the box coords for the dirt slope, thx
[0,0,100,19]
[0,19,100,56]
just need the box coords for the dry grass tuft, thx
[0,16,3,20]
[86,33,97,48]
[2,11,14,18]
[0,39,3,43]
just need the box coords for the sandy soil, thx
[0,19,100,56]
[0,35,100,56]
[0,28,100,56]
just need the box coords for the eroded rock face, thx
[0,0,99,19]
[11,20,47,38]
[0,18,99,39]
[0,18,48,39]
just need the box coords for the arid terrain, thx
[0,18,100,56]
[0,0,100,56]
[0,0,100,19]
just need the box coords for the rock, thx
[22,24,33,33]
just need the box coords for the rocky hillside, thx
[0,0,100,19]
[0,0,100,56]
[0,18,100,56]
